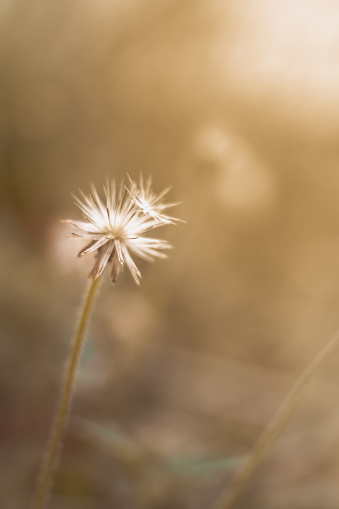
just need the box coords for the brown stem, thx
[32,276,102,509]
[212,328,339,509]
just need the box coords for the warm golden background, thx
[2,1,339,508]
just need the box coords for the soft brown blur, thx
[2,1,339,508]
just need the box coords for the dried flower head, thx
[127,174,181,224]
[64,178,179,285]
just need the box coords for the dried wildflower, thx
[127,174,181,224]
[64,180,177,285]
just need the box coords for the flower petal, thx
[78,236,110,257]
[111,250,123,284]
[121,244,141,285]
[63,219,100,233]
[88,240,114,279]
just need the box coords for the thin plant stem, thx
[212,328,339,509]
[32,276,102,509]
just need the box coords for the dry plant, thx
[211,330,339,509]
[32,176,180,509]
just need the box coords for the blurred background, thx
[2,0,339,507]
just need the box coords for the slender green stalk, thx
[212,328,339,509]
[32,276,102,509]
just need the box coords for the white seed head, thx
[126,174,182,224]
[64,178,179,285]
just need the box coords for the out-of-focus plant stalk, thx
[32,276,102,509]
[212,328,339,509]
